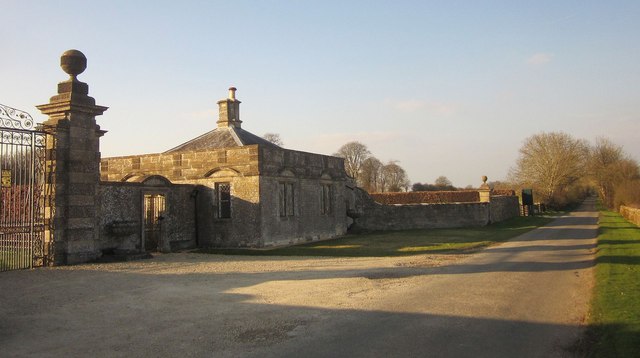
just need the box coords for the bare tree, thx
[262,133,283,146]
[511,132,589,207]
[381,160,410,192]
[589,137,625,207]
[360,156,383,192]
[334,141,371,179]
[434,176,453,188]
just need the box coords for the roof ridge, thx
[164,126,281,153]
[163,128,219,153]
[228,127,244,146]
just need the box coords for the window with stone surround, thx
[279,182,295,217]
[320,184,332,215]
[215,182,231,219]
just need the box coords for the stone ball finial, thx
[60,49,87,78]
[482,175,488,183]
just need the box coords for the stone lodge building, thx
[4,50,518,267]
[101,88,350,249]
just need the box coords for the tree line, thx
[270,132,639,210]
[412,176,458,192]
[333,141,410,192]
[510,132,640,209]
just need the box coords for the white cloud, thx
[526,53,554,66]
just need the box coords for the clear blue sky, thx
[2,1,639,187]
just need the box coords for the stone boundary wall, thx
[353,188,519,231]
[489,195,521,223]
[620,205,640,227]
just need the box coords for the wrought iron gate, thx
[0,104,49,271]
[143,194,165,252]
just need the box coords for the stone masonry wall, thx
[352,188,519,231]
[259,176,347,246]
[620,205,640,227]
[188,175,262,247]
[258,147,348,246]
[102,145,261,247]
[101,145,259,182]
[98,181,200,253]
[101,145,348,248]
[489,195,521,223]
[259,146,346,179]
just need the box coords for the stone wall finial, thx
[479,175,491,202]
[52,49,94,98]
[60,49,87,80]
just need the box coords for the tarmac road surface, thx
[0,199,597,357]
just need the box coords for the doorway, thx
[143,194,165,252]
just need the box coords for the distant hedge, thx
[370,191,480,205]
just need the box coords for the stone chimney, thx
[217,86,242,128]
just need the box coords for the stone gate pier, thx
[37,50,107,264]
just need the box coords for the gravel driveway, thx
[0,200,597,357]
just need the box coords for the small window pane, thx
[279,183,286,217]
[321,184,332,214]
[286,183,294,216]
[216,183,231,219]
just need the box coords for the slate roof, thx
[164,126,280,153]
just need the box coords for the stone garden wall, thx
[489,195,521,223]
[352,188,520,231]
[98,180,202,254]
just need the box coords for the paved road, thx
[254,198,598,357]
[0,199,597,357]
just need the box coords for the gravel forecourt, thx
[1,200,597,357]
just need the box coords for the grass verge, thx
[584,209,640,357]
[198,215,555,257]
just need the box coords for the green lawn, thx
[586,209,640,357]
[198,215,555,257]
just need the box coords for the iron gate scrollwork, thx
[0,104,50,271]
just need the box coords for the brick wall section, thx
[620,205,640,227]
[370,191,480,205]
[492,189,516,196]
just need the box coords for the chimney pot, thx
[217,87,241,128]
